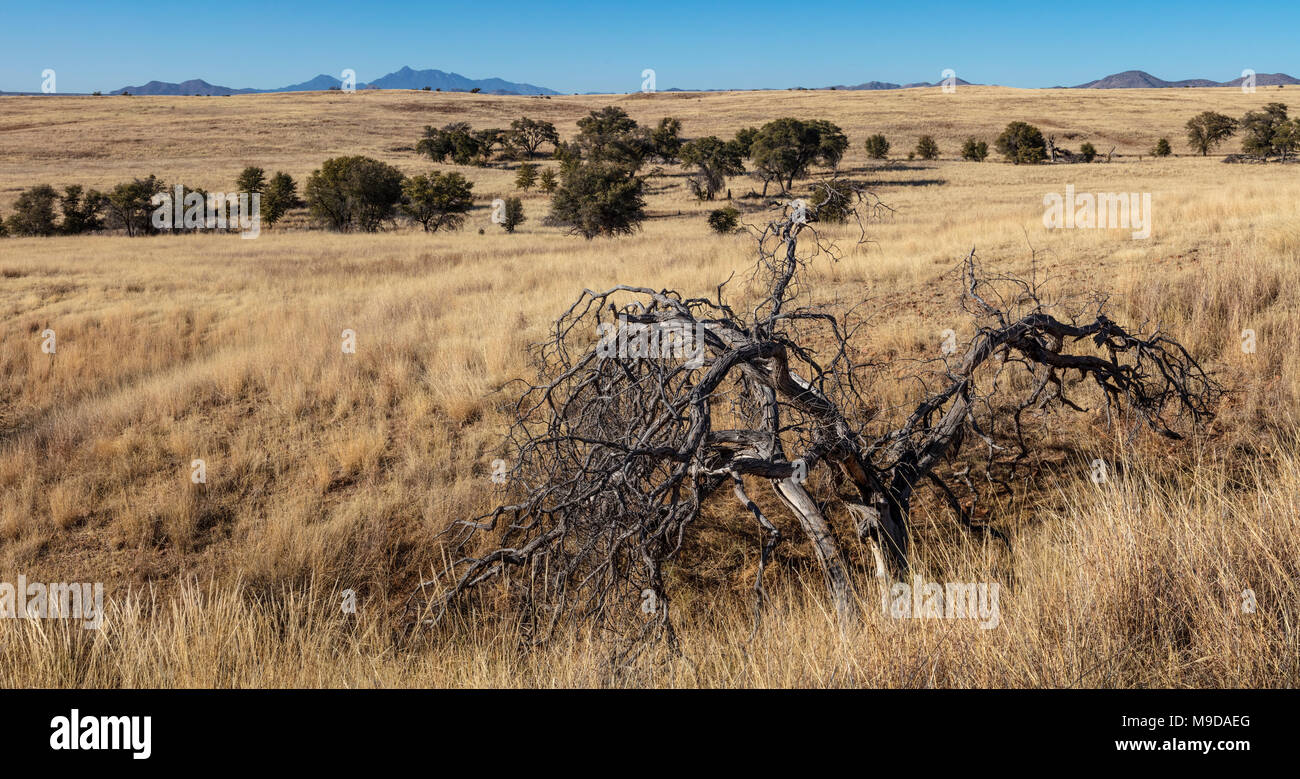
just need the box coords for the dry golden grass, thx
[1,86,1298,687]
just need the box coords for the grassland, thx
[1,85,1298,686]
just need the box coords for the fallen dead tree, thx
[411,183,1220,655]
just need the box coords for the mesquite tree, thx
[415,183,1219,654]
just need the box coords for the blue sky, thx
[2,1,1297,93]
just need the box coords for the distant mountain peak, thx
[1072,69,1300,88]
[109,66,559,96]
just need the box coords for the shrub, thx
[573,106,652,170]
[650,117,683,163]
[538,167,558,193]
[750,118,849,193]
[680,136,745,200]
[960,137,989,161]
[261,172,299,227]
[1079,142,1098,162]
[707,206,740,234]
[863,134,890,160]
[235,166,266,194]
[417,123,484,166]
[547,161,645,238]
[499,196,525,233]
[400,171,474,232]
[59,185,106,234]
[515,162,538,191]
[1152,138,1172,157]
[806,179,856,223]
[305,156,405,232]
[915,135,939,160]
[994,121,1047,164]
[104,175,165,236]
[5,184,60,236]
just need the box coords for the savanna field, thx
[1,85,1298,687]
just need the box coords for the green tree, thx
[732,127,759,157]
[305,156,406,232]
[680,136,745,200]
[508,117,559,159]
[650,117,684,163]
[104,175,166,237]
[515,162,539,191]
[400,171,474,232]
[538,167,558,193]
[1152,138,1172,157]
[707,206,740,234]
[499,196,525,233]
[417,123,484,166]
[547,161,645,238]
[806,179,856,223]
[863,134,890,160]
[1078,142,1098,162]
[1240,103,1291,158]
[915,135,940,160]
[994,121,1048,164]
[750,118,849,194]
[1185,111,1238,156]
[59,184,106,234]
[574,106,652,170]
[960,137,989,161]
[261,172,299,227]
[5,184,59,236]
[235,166,266,194]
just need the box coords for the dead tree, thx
[414,184,1219,652]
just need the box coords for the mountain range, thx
[107,66,559,96]
[1068,70,1300,88]
[7,68,1299,96]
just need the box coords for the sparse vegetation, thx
[994,121,1048,164]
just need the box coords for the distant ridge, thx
[107,66,559,96]
[828,77,976,90]
[1072,69,1300,88]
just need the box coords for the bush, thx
[515,162,538,191]
[236,166,266,194]
[1152,138,1172,157]
[1079,142,1098,162]
[994,121,1047,164]
[750,118,849,193]
[305,156,405,232]
[680,136,745,200]
[538,167,558,193]
[650,117,683,163]
[863,134,890,160]
[261,172,299,227]
[499,196,525,233]
[5,184,59,236]
[807,179,856,223]
[960,137,989,161]
[417,123,484,166]
[104,175,165,236]
[59,185,106,234]
[915,135,939,160]
[547,161,645,238]
[707,206,740,234]
[573,106,652,170]
[400,171,474,233]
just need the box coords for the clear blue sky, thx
[2,0,1297,93]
